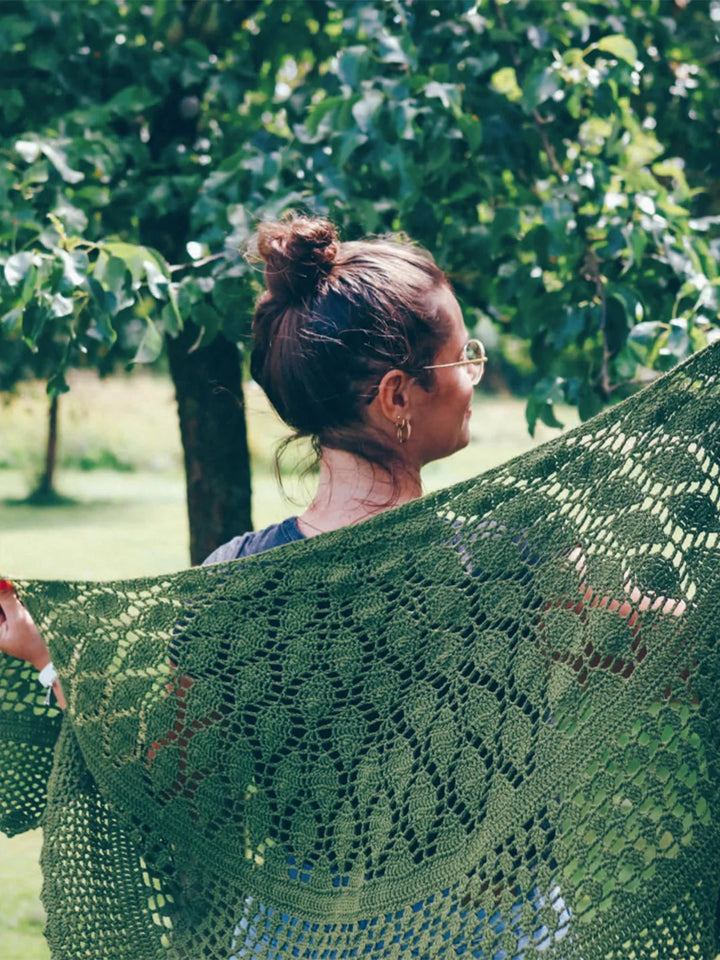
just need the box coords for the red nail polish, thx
[0,580,14,592]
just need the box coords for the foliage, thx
[2,0,720,435]
[0,0,319,393]
[265,0,720,432]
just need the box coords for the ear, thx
[374,369,413,425]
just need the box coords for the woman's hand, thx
[0,580,66,708]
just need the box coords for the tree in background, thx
[2,0,720,559]
[0,0,334,558]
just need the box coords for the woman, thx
[0,215,487,688]
[207,215,486,558]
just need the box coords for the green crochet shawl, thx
[2,342,720,960]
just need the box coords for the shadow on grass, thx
[5,489,80,508]
[0,498,128,533]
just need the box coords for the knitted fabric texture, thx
[2,342,720,960]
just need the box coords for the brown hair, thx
[249,215,452,482]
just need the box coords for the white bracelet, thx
[38,662,59,705]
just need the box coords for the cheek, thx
[453,374,474,409]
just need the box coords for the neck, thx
[298,448,422,536]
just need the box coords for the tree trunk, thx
[34,394,59,501]
[167,326,252,565]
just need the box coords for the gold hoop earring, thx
[396,417,412,444]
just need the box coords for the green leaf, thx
[625,131,663,168]
[628,320,665,348]
[46,369,70,398]
[490,67,522,103]
[102,242,148,286]
[143,258,169,298]
[663,318,690,358]
[305,96,345,138]
[577,384,603,422]
[85,311,117,347]
[526,378,566,434]
[4,252,35,286]
[579,116,613,151]
[94,253,129,296]
[538,402,565,430]
[102,242,169,293]
[0,307,23,334]
[609,289,642,326]
[458,115,483,152]
[336,46,371,87]
[106,85,161,115]
[629,227,647,266]
[164,285,183,336]
[19,264,38,310]
[40,142,84,184]
[14,139,41,163]
[522,66,560,112]
[550,307,585,349]
[52,195,89,234]
[50,293,74,318]
[133,322,164,364]
[627,320,666,362]
[595,35,638,66]
[188,302,221,352]
[525,393,540,437]
[424,81,463,117]
[351,90,384,133]
[336,129,367,166]
[378,34,414,67]
[58,250,88,289]
[462,52,499,76]
[526,394,564,434]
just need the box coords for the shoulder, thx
[202,517,304,564]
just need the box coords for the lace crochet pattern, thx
[2,342,720,960]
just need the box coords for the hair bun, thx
[257,216,339,303]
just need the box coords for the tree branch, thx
[583,249,611,396]
[492,0,567,182]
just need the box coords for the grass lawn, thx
[0,370,567,960]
